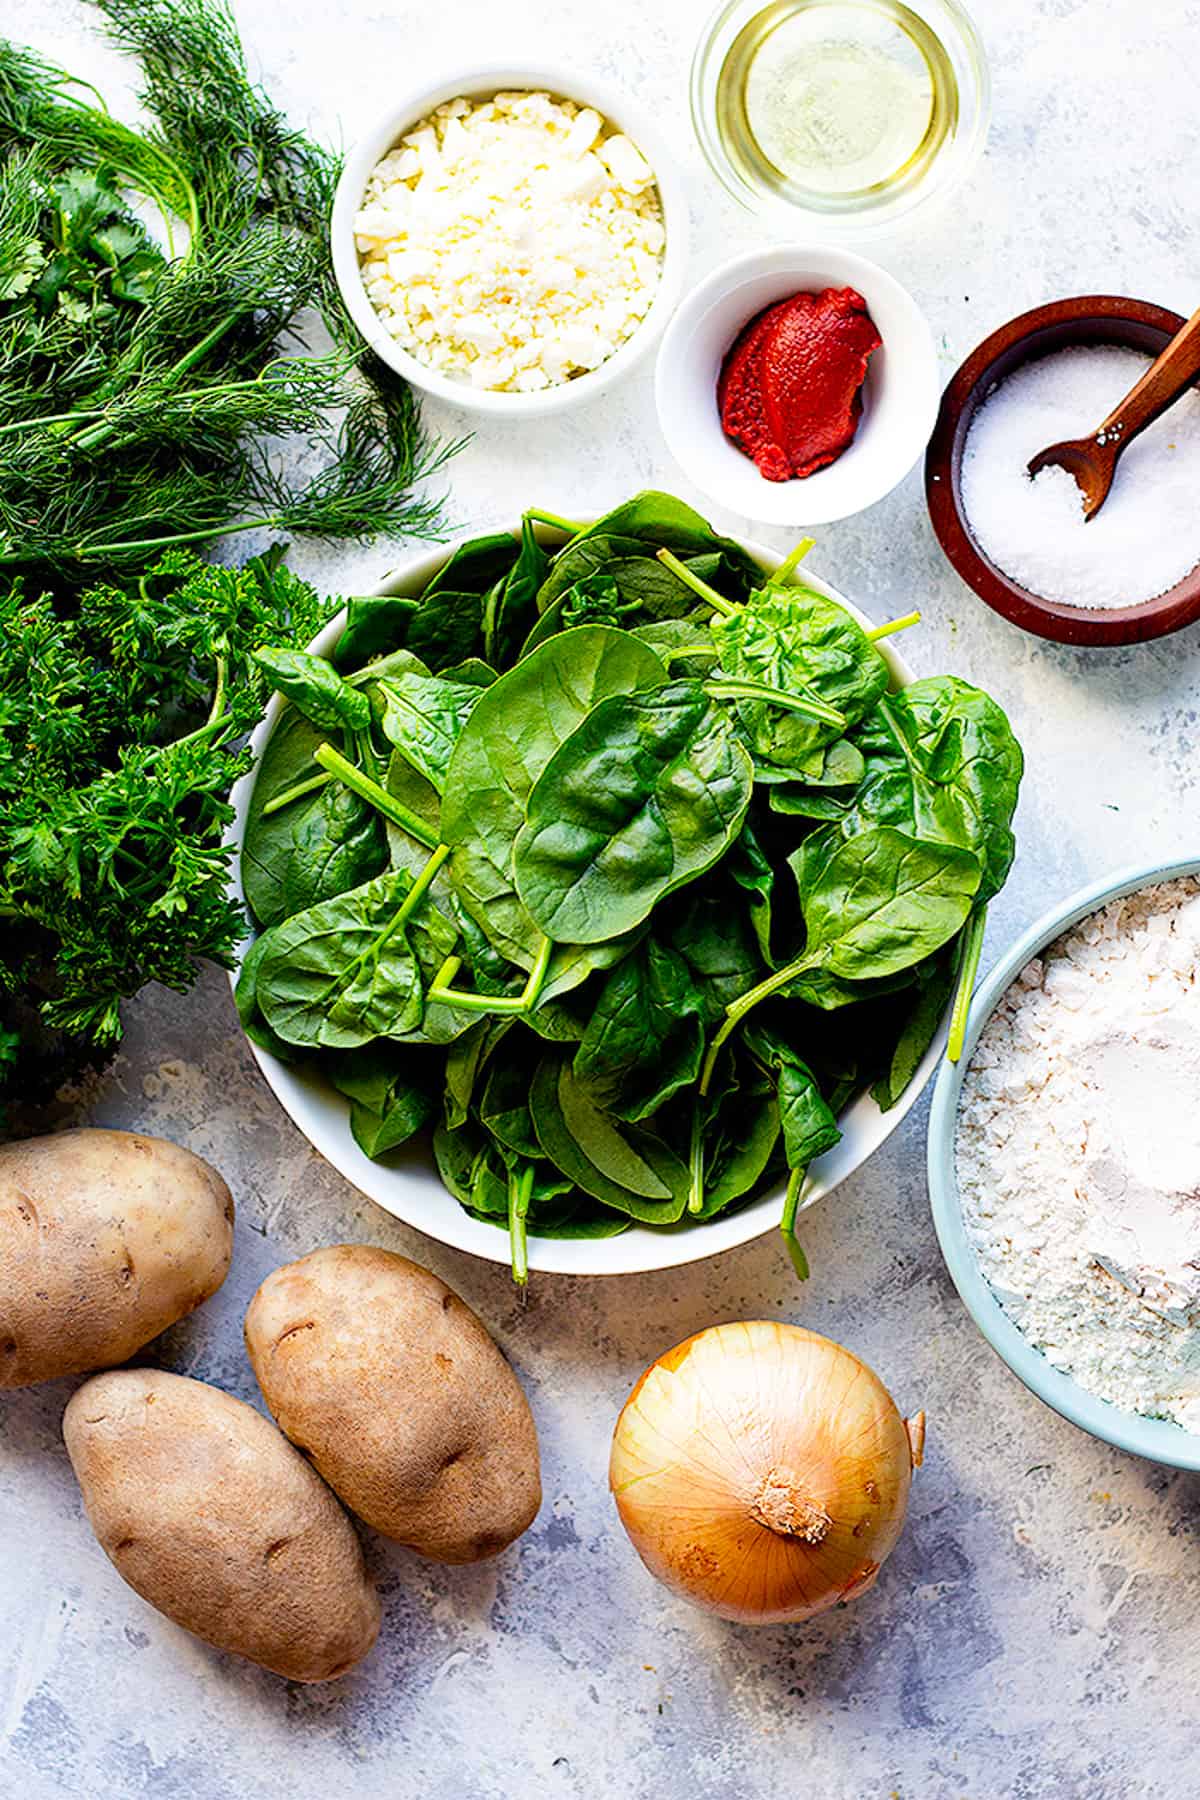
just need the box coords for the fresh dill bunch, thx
[0,0,453,584]
[0,549,337,1093]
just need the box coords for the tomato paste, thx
[718,287,881,482]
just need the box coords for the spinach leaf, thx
[870,943,958,1111]
[423,531,519,599]
[407,588,484,671]
[242,707,386,928]
[333,594,418,670]
[745,1025,842,1173]
[442,625,666,964]
[483,517,548,666]
[665,890,764,1022]
[233,932,300,1064]
[729,819,776,965]
[515,682,753,944]
[713,587,889,767]
[444,1017,512,1128]
[797,827,981,983]
[573,939,705,1120]
[530,1056,689,1222]
[376,668,484,792]
[254,648,371,735]
[565,492,764,579]
[480,1056,542,1159]
[255,868,426,1049]
[327,1044,438,1158]
[849,678,1023,902]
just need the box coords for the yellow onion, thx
[609,1321,924,1625]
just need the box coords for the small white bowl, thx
[330,66,689,419]
[227,524,941,1278]
[654,245,940,526]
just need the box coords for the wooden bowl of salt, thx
[925,296,1200,646]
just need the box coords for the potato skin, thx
[0,1130,234,1388]
[245,1245,541,1563]
[63,1369,380,1682]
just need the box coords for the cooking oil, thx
[714,0,960,212]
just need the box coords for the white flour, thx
[956,877,1200,1432]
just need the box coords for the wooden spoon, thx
[1027,304,1200,518]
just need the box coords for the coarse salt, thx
[959,345,1200,609]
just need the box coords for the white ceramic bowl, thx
[928,856,1200,1471]
[330,66,689,419]
[228,524,940,1276]
[655,245,940,526]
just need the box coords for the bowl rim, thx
[925,294,1200,647]
[653,242,941,527]
[227,520,948,1277]
[329,63,689,419]
[927,852,1200,1471]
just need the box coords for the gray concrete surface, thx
[4,1,1200,1795]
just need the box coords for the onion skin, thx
[609,1321,923,1625]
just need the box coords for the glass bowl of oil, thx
[691,0,989,236]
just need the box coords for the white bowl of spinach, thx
[230,492,1023,1279]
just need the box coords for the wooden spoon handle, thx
[1095,304,1200,449]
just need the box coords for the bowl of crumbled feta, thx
[331,70,686,413]
[928,857,1200,1470]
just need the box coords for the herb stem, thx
[781,1166,811,1280]
[868,610,922,642]
[508,1163,535,1286]
[70,314,247,452]
[205,656,228,731]
[947,904,987,1062]
[312,743,439,846]
[656,547,737,616]
[260,770,334,816]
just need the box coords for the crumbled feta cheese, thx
[355,90,665,393]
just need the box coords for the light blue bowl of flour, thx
[928,855,1200,1471]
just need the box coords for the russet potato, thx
[0,1130,234,1387]
[63,1368,380,1682]
[245,1245,541,1563]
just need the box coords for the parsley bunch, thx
[0,550,335,1108]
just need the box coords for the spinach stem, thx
[868,610,922,642]
[781,1166,811,1281]
[768,537,816,586]
[396,844,450,924]
[656,547,737,616]
[508,1163,535,1286]
[427,934,554,1017]
[703,677,845,729]
[260,769,334,816]
[313,743,439,846]
[687,1106,705,1215]
[699,955,815,1093]
[431,954,462,991]
[524,508,584,536]
[521,934,554,1010]
[947,904,987,1062]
